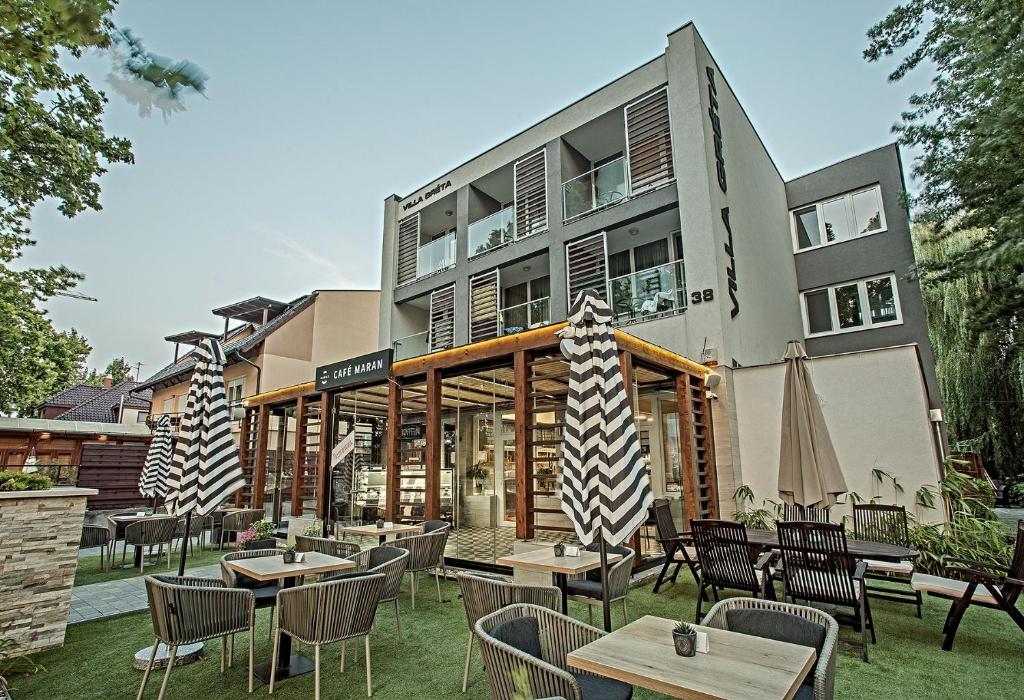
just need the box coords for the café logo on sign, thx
[402,179,452,211]
[315,349,393,392]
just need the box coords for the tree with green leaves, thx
[864,0,1024,331]
[82,356,134,385]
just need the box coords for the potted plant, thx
[302,522,323,537]
[466,461,489,495]
[672,620,697,657]
[236,518,277,550]
[282,545,297,564]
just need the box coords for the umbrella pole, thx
[598,528,612,632]
[177,511,192,577]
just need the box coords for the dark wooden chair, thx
[776,521,874,661]
[853,504,921,616]
[649,498,700,594]
[912,519,1024,651]
[782,503,831,523]
[690,519,775,622]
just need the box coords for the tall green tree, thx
[82,356,133,385]
[915,224,1024,480]
[864,0,1024,330]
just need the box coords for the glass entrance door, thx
[265,404,296,523]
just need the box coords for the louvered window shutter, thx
[469,269,500,343]
[428,284,456,352]
[514,150,547,239]
[396,213,420,286]
[565,232,608,309]
[624,88,674,193]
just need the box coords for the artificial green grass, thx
[74,545,233,586]
[13,574,1022,699]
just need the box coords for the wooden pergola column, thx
[290,395,308,516]
[619,350,642,558]
[252,404,270,509]
[514,350,533,540]
[386,378,401,522]
[315,391,329,519]
[675,372,699,523]
[235,407,253,507]
[425,368,442,521]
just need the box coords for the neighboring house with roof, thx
[34,378,152,424]
[136,290,380,436]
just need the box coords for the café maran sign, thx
[402,179,452,211]
[315,349,393,392]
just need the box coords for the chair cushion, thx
[490,616,542,660]
[911,573,1000,605]
[234,572,276,590]
[571,671,633,700]
[566,579,604,597]
[726,609,825,680]
[863,558,914,575]
[793,683,815,700]
[251,584,281,607]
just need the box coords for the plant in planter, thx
[466,462,489,495]
[282,545,297,564]
[302,522,323,537]
[236,518,277,551]
[0,471,52,492]
[672,620,697,657]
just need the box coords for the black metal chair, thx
[690,519,775,622]
[648,498,700,594]
[776,521,874,661]
[782,503,831,523]
[853,504,921,616]
[912,519,1024,650]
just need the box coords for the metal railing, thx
[562,156,628,221]
[146,413,185,431]
[468,206,515,258]
[499,297,551,335]
[416,231,456,278]
[393,331,430,361]
[606,260,686,324]
[22,463,79,486]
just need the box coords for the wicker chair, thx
[852,504,921,616]
[108,509,145,568]
[690,519,776,622]
[270,572,385,699]
[398,523,451,608]
[456,572,561,693]
[782,504,832,523]
[174,515,212,558]
[566,544,636,627]
[137,574,255,700]
[649,498,700,594]
[80,524,111,571]
[219,509,265,549]
[323,546,409,639]
[475,603,632,700]
[126,517,178,573]
[221,548,282,640]
[776,521,874,661]
[295,535,360,559]
[701,597,838,700]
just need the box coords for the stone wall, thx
[0,488,95,654]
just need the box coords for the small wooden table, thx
[338,522,423,545]
[496,548,622,614]
[566,615,815,700]
[223,551,355,684]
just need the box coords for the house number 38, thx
[690,289,714,304]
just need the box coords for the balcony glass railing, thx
[606,260,686,324]
[562,156,628,221]
[500,297,551,335]
[416,231,456,278]
[393,331,429,360]
[468,206,515,258]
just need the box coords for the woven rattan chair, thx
[701,597,838,700]
[456,572,561,693]
[912,519,1024,650]
[126,517,178,574]
[690,519,776,622]
[270,572,386,699]
[137,574,255,700]
[566,544,636,627]
[80,524,111,571]
[174,515,212,558]
[108,509,144,568]
[399,523,451,608]
[295,535,360,559]
[783,504,831,523]
[649,498,700,594]
[323,546,409,639]
[776,521,874,661]
[852,503,921,616]
[475,603,631,700]
[219,509,265,549]
[221,548,282,640]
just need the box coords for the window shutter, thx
[428,284,456,352]
[565,232,608,309]
[396,213,420,286]
[469,269,500,343]
[624,88,673,193]
[514,150,547,239]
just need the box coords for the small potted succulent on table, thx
[672,620,697,657]
[282,545,297,564]
[237,518,277,551]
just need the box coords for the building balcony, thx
[468,205,515,258]
[499,296,551,336]
[607,260,686,325]
[562,156,628,221]
[416,231,456,279]
[393,330,430,360]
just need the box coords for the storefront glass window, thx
[330,384,390,528]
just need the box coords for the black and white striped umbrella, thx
[138,414,173,499]
[557,290,653,548]
[163,338,244,519]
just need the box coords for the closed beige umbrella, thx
[778,340,847,507]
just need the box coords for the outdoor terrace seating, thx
[690,519,776,622]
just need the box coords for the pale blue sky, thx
[24,1,929,379]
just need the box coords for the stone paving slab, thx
[70,563,222,624]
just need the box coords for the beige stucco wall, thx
[151,362,257,418]
[729,345,945,524]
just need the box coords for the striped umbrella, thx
[557,289,653,629]
[163,338,245,575]
[138,414,173,499]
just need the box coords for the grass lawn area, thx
[13,573,1022,699]
[74,545,233,586]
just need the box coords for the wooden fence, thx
[76,442,151,510]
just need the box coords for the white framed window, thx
[791,185,886,252]
[801,273,902,337]
[226,377,245,406]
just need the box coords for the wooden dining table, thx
[566,615,815,700]
[222,551,355,684]
[496,547,622,614]
[337,522,423,545]
[742,528,918,561]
